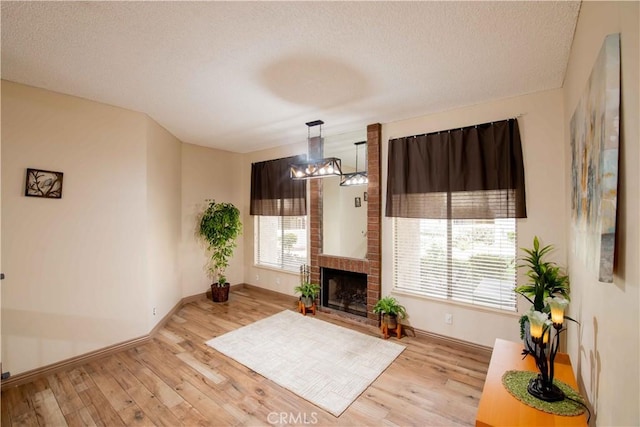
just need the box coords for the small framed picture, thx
[25,168,64,199]
[364,191,368,201]
[355,197,362,207]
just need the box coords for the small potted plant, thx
[199,200,242,302]
[372,295,407,330]
[294,282,321,309]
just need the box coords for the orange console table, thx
[476,339,587,427]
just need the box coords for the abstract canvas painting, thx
[570,33,620,283]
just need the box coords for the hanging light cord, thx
[355,143,359,173]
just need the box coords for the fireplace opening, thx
[321,268,367,317]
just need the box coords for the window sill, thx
[391,287,521,318]
[252,264,300,276]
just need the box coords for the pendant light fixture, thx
[290,120,342,180]
[340,141,368,186]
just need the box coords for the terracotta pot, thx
[211,283,230,303]
[383,313,398,329]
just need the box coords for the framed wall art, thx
[570,33,620,283]
[25,168,64,199]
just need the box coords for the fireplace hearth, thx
[321,268,368,317]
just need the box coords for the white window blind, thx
[255,216,307,272]
[393,217,517,311]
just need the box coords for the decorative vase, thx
[211,283,230,303]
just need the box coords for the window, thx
[255,216,307,272]
[386,119,525,312]
[251,155,308,272]
[393,217,517,311]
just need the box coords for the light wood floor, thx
[1,287,491,426]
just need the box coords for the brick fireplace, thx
[321,267,368,317]
[309,123,381,325]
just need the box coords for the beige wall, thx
[180,143,244,298]
[146,120,182,323]
[381,89,567,347]
[563,2,639,425]
[1,81,254,375]
[1,82,150,374]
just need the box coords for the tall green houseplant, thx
[199,200,242,287]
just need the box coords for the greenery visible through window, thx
[393,218,517,311]
[255,216,307,272]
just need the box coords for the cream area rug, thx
[205,309,405,417]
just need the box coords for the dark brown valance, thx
[386,118,526,219]
[250,155,307,216]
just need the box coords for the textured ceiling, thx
[1,1,580,153]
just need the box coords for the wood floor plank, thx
[46,371,85,416]
[172,380,238,425]
[64,406,98,427]
[114,352,185,409]
[72,367,126,427]
[1,388,18,427]
[33,388,68,426]
[114,351,212,426]
[125,343,238,425]
[100,355,183,427]
[11,409,39,427]
[1,288,491,426]
[3,383,34,421]
[175,352,226,385]
[0,393,11,427]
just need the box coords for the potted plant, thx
[516,236,571,340]
[199,200,242,302]
[372,295,407,330]
[294,282,320,308]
